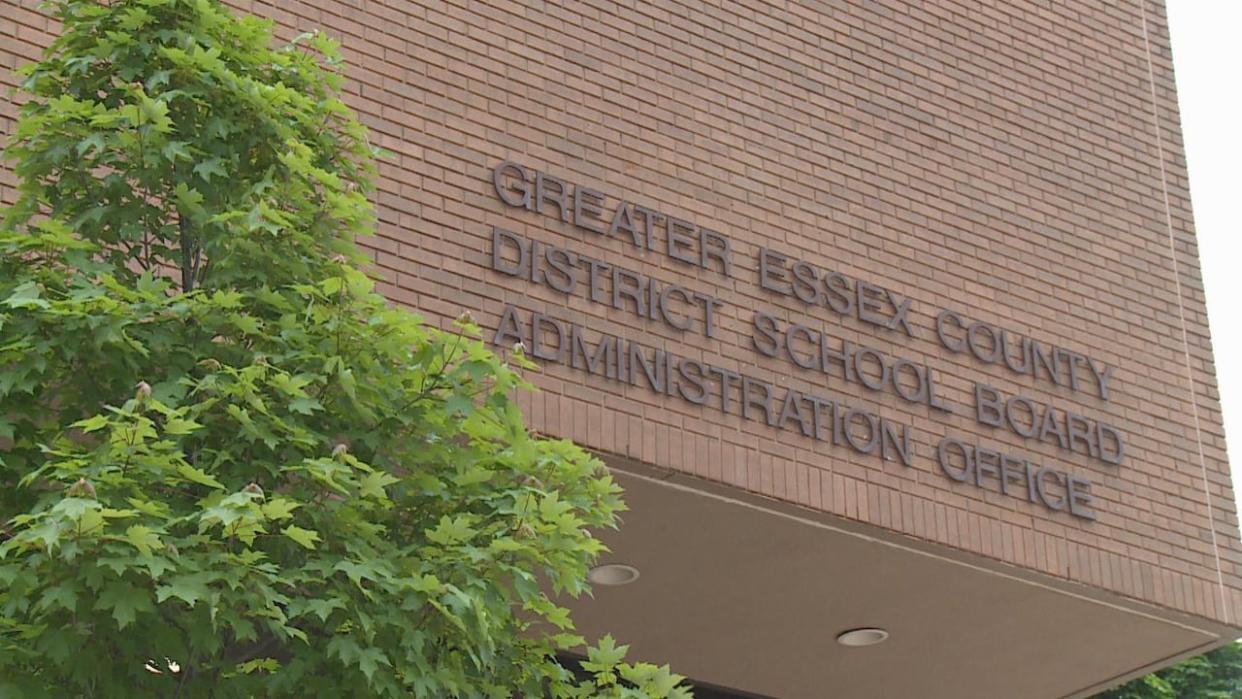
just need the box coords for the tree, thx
[0,0,689,696]
[1093,642,1242,699]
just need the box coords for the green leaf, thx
[163,417,202,435]
[177,463,226,490]
[545,604,573,630]
[37,583,79,613]
[283,525,320,549]
[551,633,585,650]
[94,581,154,630]
[234,657,280,675]
[77,133,107,156]
[161,140,191,163]
[334,559,382,590]
[193,157,227,182]
[288,396,322,414]
[584,634,628,670]
[359,471,398,500]
[452,465,492,487]
[354,646,390,682]
[301,597,345,623]
[173,182,205,215]
[72,415,110,432]
[426,515,475,546]
[53,497,102,524]
[155,572,212,607]
[123,524,161,556]
[261,497,299,521]
[126,498,170,518]
[2,281,49,309]
[338,367,357,399]
[328,636,391,683]
[444,394,473,417]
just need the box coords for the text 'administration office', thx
[4,0,1242,697]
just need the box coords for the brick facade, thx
[4,0,1239,629]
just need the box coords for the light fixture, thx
[588,563,641,586]
[836,627,889,647]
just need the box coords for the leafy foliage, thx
[0,0,690,696]
[1094,643,1242,699]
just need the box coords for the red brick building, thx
[4,1,1239,696]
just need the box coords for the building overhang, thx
[561,457,1238,698]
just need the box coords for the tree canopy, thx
[0,0,689,695]
[1094,642,1242,699]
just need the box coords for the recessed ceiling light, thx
[836,627,889,647]
[588,563,640,586]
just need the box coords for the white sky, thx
[1165,3,1242,490]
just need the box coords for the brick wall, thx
[3,0,1239,627]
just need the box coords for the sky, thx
[1165,3,1242,489]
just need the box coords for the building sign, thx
[487,161,1125,521]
